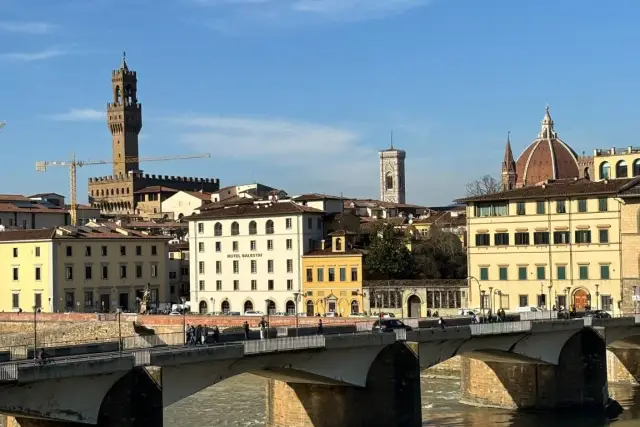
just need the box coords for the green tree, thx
[411,226,467,279]
[365,222,415,279]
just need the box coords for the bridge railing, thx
[470,320,532,336]
[244,336,326,355]
[133,350,151,366]
[122,332,184,349]
[394,329,407,341]
[0,364,17,381]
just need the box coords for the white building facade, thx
[161,191,211,221]
[188,201,325,314]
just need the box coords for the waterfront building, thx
[0,224,169,313]
[457,178,640,313]
[187,200,325,314]
[301,231,364,316]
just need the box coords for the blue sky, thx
[1,0,639,205]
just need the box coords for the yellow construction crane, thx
[35,153,211,225]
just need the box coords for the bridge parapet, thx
[470,321,531,335]
[407,326,471,342]
[588,317,636,327]
[244,336,326,355]
[530,319,584,332]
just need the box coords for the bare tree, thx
[465,175,501,196]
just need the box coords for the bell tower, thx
[379,132,406,204]
[107,52,142,177]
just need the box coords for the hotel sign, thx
[227,253,263,259]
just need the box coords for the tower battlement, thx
[89,173,219,185]
[107,102,141,110]
[111,69,137,78]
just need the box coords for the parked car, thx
[168,311,182,316]
[372,319,412,332]
[325,312,337,317]
[349,313,367,317]
[244,310,261,316]
[585,310,612,319]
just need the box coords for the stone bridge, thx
[2,317,640,427]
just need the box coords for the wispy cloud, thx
[0,21,56,34]
[46,109,103,121]
[171,115,379,194]
[192,0,430,33]
[0,48,68,62]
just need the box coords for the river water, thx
[164,373,640,426]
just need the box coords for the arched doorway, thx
[407,295,422,318]
[266,299,276,315]
[306,300,314,316]
[285,301,295,315]
[221,300,230,314]
[573,289,590,311]
[244,300,253,313]
[199,300,208,314]
[351,300,359,314]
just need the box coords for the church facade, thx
[501,107,593,190]
[87,56,220,217]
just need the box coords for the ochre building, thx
[87,55,219,217]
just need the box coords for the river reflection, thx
[164,374,640,426]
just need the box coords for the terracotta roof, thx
[188,201,324,220]
[456,177,640,203]
[65,204,99,210]
[0,229,55,242]
[0,194,30,202]
[182,191,211,201]
[293,193,344,202]
[304,247,364,256]
[199,196,255,212]
[344,198,425,209]
[29,193,64,198]
[0,202,66,214]
[125,221,187,229]
[412,211,466,227]
[135,186,179,194]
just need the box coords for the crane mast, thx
[36,153,211,225]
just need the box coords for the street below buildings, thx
[164,373,640,426]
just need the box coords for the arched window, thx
[116,188,120,195]
[265,220,274,235]
[306,300,314,316]
[286,300,295,315]
[199,300,208,314]
[600,162,611,180]
[125,84,134,106]
[214,222,222,236]
[385,173,393,190]
[583,167,591,180]
[633,160,640,177]
[266,299,276,314]
[335,238,342,251]
[616,160,628,178]
[221,300,230,314]
[231,222,239,236]
[243,300,253,313]
[115,86,121,104]
[351,300,359,314]
[248,221,257,235]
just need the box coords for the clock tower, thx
[379,137,406,204]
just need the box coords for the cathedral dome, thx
[515,106,580,186]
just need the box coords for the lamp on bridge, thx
[32,305,38,360]
[494,289,502,315]
[116,307,122,353]
[293,292,300,337]
[181,297,187,345]
[595,284,600,311]
[547,285,553,319]
[264,299,271,341]
[209,297,214,315]
[376,294,383,332]
[634,286,638,315]
[488,287,494,313]
[480,290,486,318]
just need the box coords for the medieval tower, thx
[108,53,141,177]
[88,55,220,217]
[379,137,406,204]
[501,132,517,191]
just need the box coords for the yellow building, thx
[0,225,169,313]
[301,231,364,316]
[457,178,639,314]
[594,147,640,181]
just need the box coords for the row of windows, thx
[197,217,322,236]
[198,239,292,253]
[11,263,158,281]
[475,229,609,246]
[198,259,295,275]
[198,279,294,292]
[599,160,640,180]
[305,267,359,282]
[478,264,612,281]
[475,198,608,217]
[90,187,130,197]
[12,289,161,310]
[11,245,159,258]
[482,293,614,311]
[369,290,465,309]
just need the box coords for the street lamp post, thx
[117,307,122,353]
[396,287,404,319]
[634,286,638,315]
[480,290,486,320]
[488,287,494,315]
[377,294,382,332]
[293,292,300,337]
[547,285,553,319]
[595,284,600,311]
[264,299,271,340]
[32,306,37,360]
[181,297,187,345]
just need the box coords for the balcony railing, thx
[244,336,325,355]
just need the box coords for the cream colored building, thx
[0,225,169,313]
[161,190,211,221]
[594,147,640,181]
[457,178,640,314]
[187,200,325,314]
